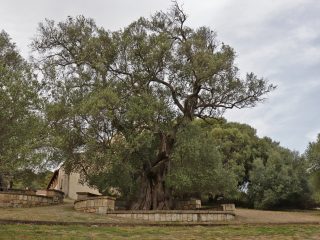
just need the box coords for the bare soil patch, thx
[235,208,320,224]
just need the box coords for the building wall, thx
[52,168,69,195]
[51,168,100,200]
[67,172,100,200]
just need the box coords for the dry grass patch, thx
[235,208,320,224]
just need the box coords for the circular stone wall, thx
[74,196,116,214]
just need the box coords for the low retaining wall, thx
[221,204,236,211]
[74,197,235,222]
[175,199,201,210]
[0,191,63,208]
[74,196,116,214]
[36,189,64,204]
[106,210,235,222]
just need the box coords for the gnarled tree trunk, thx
[131,133,174,210]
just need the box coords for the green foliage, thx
[196,120,282,187]
[305,134,320,203]
[12,169,53,190]
[0,31,45,185]
[209,121,263,183]
[248,148,311,209]
[309,172,320,203]
[167,123,239,199]
[305,134,320,171]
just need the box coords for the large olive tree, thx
[33,3,274,209]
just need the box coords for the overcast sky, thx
[1,0,319,153]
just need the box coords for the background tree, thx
[0,31,44,190]
[248,147,312,209]
[12,169,53,190]
[166,121,239,201]
[206,120,270,184]
[305,134,320,203]
[33,3,274,209]
[199,120,275,204]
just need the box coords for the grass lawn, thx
[0,224,320,239]
[0,202,319,239]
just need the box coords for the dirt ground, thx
[0,201,319,225]
[235,208,320,224]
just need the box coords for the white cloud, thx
[306,129,320,143]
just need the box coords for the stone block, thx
[192,214,197,222]
[76,201,82,209]
[89,208,96,213]
[154,213,160,221]
[98,207,107,214]
[95,199,101,207]
[88,200,95,207]
[149,214,155,221]
[226,214,234,220]
[171,214,177,221]
[109,200,115,209]
[221,204,235,211]
[182,214,188,221]
[3,195,9,200]
[208,214,214,221]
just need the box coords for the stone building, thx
[47,167,101,200]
